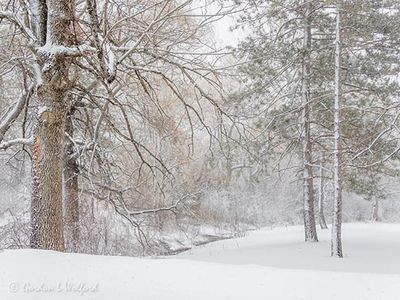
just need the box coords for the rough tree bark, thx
[331,0,344,258]
[64,108,80,251]
[30,0,75,251]
[302,0,318,242]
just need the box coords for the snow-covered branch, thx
[127,195,191,216]
[37,43,96,57]
[0,136,34,150]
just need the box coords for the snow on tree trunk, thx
[28,0,48,45]
[302,0,318,242]
[318,159,328,229]
[331,0,343,258]
[30,0,76,251]
[64,109,80,252]
[371,197,380,222]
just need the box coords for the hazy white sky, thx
[213,14,243,47]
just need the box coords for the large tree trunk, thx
[30,0,75,251]
[31,103,67,251]
[331,0,344,258]
[302,0,318,242]
[64,109,80,252]
[318,158,328,229]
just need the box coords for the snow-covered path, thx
[1,223,399,300]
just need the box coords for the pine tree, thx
[331,0,343,258]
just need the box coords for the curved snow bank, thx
[179,223,400,274]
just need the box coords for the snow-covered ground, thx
[0,223,399,300]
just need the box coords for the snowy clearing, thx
[1,223,399,300]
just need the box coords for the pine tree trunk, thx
[64,110,80,252]
[331,0,344,258]
[318,161,328,229]
[30,0,75,251]
[371,197,379,222]
[302,0,318,242]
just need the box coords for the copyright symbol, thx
[9,282,19,293]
